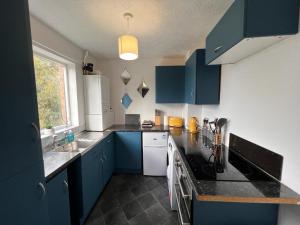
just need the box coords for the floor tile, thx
[152,185,169,200]
[128,212,153,225]
[122,200,144,220]
[100,198,120,215]
[117,190,136,206]
[145,177,160,191]
[131,184,148,197]
[104,206,127,225]
[159,196,172,212]
[137,193,157,210]
[84,174,178,225]
[146,203,169,225]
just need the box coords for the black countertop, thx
[170,128,300,204]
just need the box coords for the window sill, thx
[40,125,78,140]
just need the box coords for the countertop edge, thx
[45,153,81,182]
[196,195,300,205]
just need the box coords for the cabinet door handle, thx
[31,122,40,141]
[214,45,223,53]
[37,182,46,197]
[63,180,69,192]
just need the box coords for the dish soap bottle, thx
[66,130,75,143]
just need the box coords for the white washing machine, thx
[167,135,178,210]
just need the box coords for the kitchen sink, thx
[55,140,96,152]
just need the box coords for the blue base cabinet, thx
[0,164,49,225]
[115,132,142,173]
[80,146,103,224]
[47,169,71,225]
[193,195,278,225]
[185,49,221,104]
[102,134,114,185]
[68,134,115,225]
[155,66,185,103]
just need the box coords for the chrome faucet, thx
[52,135,58,149]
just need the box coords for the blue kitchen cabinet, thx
[80,146,103,224]
[69,137,114,225]
[102,134,114,185]
[47,169,71,225]
[206,0,299,65]
[193,195,278,225]
[115,132,142,173]
[0,0,50,224]
[185,49,221,104]
[0,164,49,225]
[155,66,185,103]
[185,52,197,104]
[1,0,44,182]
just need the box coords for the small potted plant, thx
[44,125,54,136]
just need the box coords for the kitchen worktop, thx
[170,128,300,205]
[43,131,112,181]
[107,124,170,132]
[43,125,169,181]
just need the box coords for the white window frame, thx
[33,45,78,136]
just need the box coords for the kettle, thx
[188,117,199,133]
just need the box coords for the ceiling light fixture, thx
[118,13,139,61]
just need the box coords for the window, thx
[33,54,70,131]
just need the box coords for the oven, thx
[174,150,192,225]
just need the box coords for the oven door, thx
[174,152,192,225]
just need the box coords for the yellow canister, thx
[188,117,199,133]
[168,117,184,128]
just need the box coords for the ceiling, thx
[28,0,233,60]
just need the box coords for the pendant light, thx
[118,13,139,61]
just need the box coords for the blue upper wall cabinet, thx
[0,0,49,224]
[115,132,142,173]
[155,66,185,103]
[206,0,299,65]
[185,49,221,104]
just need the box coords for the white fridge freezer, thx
[143,132,168,176]
[84,75,114,131]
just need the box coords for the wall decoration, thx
[121,69,131,85]
[121,93,132,109]
[137,81,149,98]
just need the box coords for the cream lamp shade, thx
[118,35,139,60]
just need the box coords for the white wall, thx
[97,58,188,124]
[201,34,300,224]
[30,15,101,131]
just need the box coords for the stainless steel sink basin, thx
[55,140,96,152]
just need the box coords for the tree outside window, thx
[33,54,69,130]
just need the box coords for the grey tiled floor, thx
[84,174,179,225]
